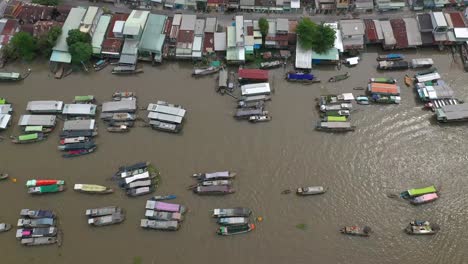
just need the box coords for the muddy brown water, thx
[0,47,467,264]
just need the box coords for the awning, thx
[50,50,72,64]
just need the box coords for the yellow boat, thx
[73,184,113,194]
[404,75,413,87]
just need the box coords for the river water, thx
[0,47,467,264]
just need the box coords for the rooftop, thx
[91,15,111,54]
[53,7,86,53]
[139,14,167,53]
[180,14,196,31]
[340,19,365,36]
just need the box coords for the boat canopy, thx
[25,126,43,132]
[407,186,437,197]
[74,95,94,102]
[19,133,39,141]
[288,73,313,80]
[327,116,347,122]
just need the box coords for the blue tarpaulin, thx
[287,73,314,80]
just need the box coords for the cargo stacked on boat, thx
[316,93,355,132]
[367,78,401,104]
[59,96,98,158]
[26,179,66,195]
[212,207,255,236]
[113,162,160,197]
[0,97,12,131]
[85,206,125,227]
[237,75,272,123]
[14,100,62,144]
[101,92,137,133]
[16,209,61,246]
[141,200,187,231]
[400,185,438,205]
[376,54,409,71]
[146,101,186,133]
[190,171,236,195]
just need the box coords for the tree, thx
[69,42,92,65]
[258,18,269,46]
[32,0,59,6]
[66,29,91,47]
[296,18,336,54]
[37,26,62,57]
[10,32,37,61]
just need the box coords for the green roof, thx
[327,116,347,121]
[407,186,437,196]
[92,15,111,54]
[38,184,60,193]
[25,126,43,132]
[74,95,94,102]
[139,14,167,53]
[311,48,339,61]
[227,26,236,48]
[18,133,39,141]
[0,98,6,104]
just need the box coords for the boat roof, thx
[19,133,39,141]
[0,114,11,129]
[26,101,64,113]
[74,95,94,102]
[238,69,269,80]
[24,126,43,132]
[102,100,137,113]
[319,122,352,128]
[436,104,468,120]
[19,115,56,126]
[408,186,437,196]
[63,119,95,131]
[0,72,20,79]
[327,116,347,121]
[241,83,271,96]
[62,104,97,115]
[147,103,186,117]
[147,112,183,124]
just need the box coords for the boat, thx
[23,126,53,134]
[21,237,57,246]
[111,65,143,75]
[17,218,55,228]
[107,125,129,133]
[11,133,46,144]
[150,120,180,133]
[410,58,433,69]
[370,94,401,104]
[377,61,409,70]
[106,113,136,122]
[320,103,353,112]
[285,72,320,84]
[20,209,55,219]
[145,201,186,214]
[73,95,95,104]
[192,66,220,77]
[217,217,249,226]
[0,69,31,81]
[217,223,255,236]
[62,147,96,158]
[260,60,283,69]
[356,96,370,105]
[109,120,134,127]
[60,130,98,138]
[235,109,267,119]
[124,179,153,189]
[404,220,439,235]
[150,194,177,201]
[296,186,327,195]
[59,136,89,145]
[321,110,350,117]
[28,184,65,194]
[85,206,121,217]
[54,65,63,79]
[73,184,113,194]
[328,72,349,82]
[212,208,252,218]
[239,95,271,103]
[118,171,154,187]
[415,67,438,76]
[0,173,8,180]
[400,185,437,199]
[26,180,65,187]
[193,185,235,195]
[192,171,236,181]
[200,180,232,187]
[0,223,11,233]
[145,210,183,222]
[88,212,125,226]
[249,115,272,123]
[315,121,355,132]
[409,193,439,205]
[58,141,95,151]
[93,59,109,71]
[322,116,348,122]
[404,75,413,87]
[127,186,154,197]
[238,101,264,109]
[140,219,179,231]
[340,226,371,237]
[369,78,397,84]
[16,227,57,239]
[376,54,404,61]
[112,91,135,101]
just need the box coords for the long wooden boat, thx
[193,185,235,195]
[20,209,55,219]
[11,133,46,144]
[212,208,252,218]
[370,77,397,84]
[296,186,327,195]
[217,223,255,236]
[60,130,98,138]
[140,219,179,231]
[376,54,404,61]
[88,213,125,226]
[315,121,355,132]
[59,136,89,145]
[328,72,349,82]
[285,72,320,84]
[28,184,65,194]
[73,95,95,104]
[16,227,57,239]
[85,206,121,217]
[111,66,143,75]
[21,236,57,246]
[377,61,409,70]
[260,60,283,69]
[124,179,153,189]
[62,147,96,158]
[192,66,220,77]
[0,223,11,233]
[26,180,65,187]
[127,186,154,197]
[409,193,438,205]
[400,185,437,199]
[217,217,249,226]
[58,141,95,151]
[145,201,186,214]
[249,115,271,123]
[0,173,8,181]
[23,126,53,134]
[192,171,236,181]
[150,194,177,201]
[145,210,183,222]
[404,221,439,235]
[0,68,31,81]
[107,125,129,133]
[17,218,55,228]
[340,226,371,237]
[74,184,113,194]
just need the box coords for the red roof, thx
[101,39,123,54]
[238,69,269,81]
[203,32,214,53]
[2,19,19,36]
[390,19,408,49]
[448,12,466,28]
[164,17,172,35]
[247,26,253,36]
[369,83,399,95]
[106,13,129,39]
[14,4,54,23]
[177,30,194,43]
[33,21,63,37]
[364,19,378,42]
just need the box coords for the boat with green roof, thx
[73,95,95,104]
[23,126,53,134]
[11,133,46,144]
[28,184,65,194]
[400,185,437,199]
[369,77,397,84]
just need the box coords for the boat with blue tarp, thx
[285,72,320,84]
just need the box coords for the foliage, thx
[66,29,91,47]
[296,18,336,54]
[10,32,37,61]
[69,42,92,65]
[32,0,59,6]
[133,256,142,264]
[296,223,307,230]
[259,18,269,37]
[37,26,62,57]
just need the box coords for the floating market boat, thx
[107,125,129,133]
[74,184,113,194]
[404,221,439,235]
[340,226,371,237]
[62,147,96,158]
[370,94,401,104]
[409,193,439,205]
[322,116,348,122]
[85,206,121,217]
[23,126,53,134]
[239,95,271,103]
[26,180,65,187]
[59,136,89,145]
[356,96,370,105]
[400,185,437,199]
[260,60,283,69]
[410,58,433,68]
[145,210,183,222]
[118,171,154,187]
[16,227,57,239]
[296,186,327,195]
[125,179,153,189]
[127,186,154,197]
[109,120,134,127]
[369,77,397,84]
[58,141,95,151]
[150,120,180,133]
[217,217,249,226]
[0,223,11,233]
[238,101,264,109]
[217,223,255,236]
[285,72,320,84]
[249,115,272,123]
[88,212,125,226]
[111,65,143,75]
[319,103,353,112]
[404,75,413,87]
[60,130,98,138]
[140,219,179,231]
[0,173,9,181]
[194,185,235,195]
[377,61,409,70]
[116,162,150,178]
[315,121,355,132]
[20,209,55,219]
[0,69,31,81]
[93,59,109,71]
[328,72,349,82]
[376,54,404,61]
[21,237,57,246]
[28,184,65,195]
[200,179,232,187]
[17,218,55,228]
[11,133,46,144]
[145,201,186,214]
[321,110,350,117]
[150,194,177,201]
[112,91,135,100]
[192,171,236,181]
[212,208,252,218]
[192,66,220,77]
[415,67,437,76]
[73,95,95,104]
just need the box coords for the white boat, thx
[217,217,249,226]
[296,186,327,195]
[249,115,271,123]
[88,212,125,226]
[140,219,179,231]
[0,223,11,233]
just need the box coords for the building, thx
[391,19,409,49]
[101,13,129,58]
[403,18,422,48]
[91,15,111,55]
[340,19,365,52]
[295,43,312,70]
[79,6,102,36]
[50,7,87,64]
[33,21,63,38]
[204,17,216,54]
[192,18,205,59]
[214,31,226,52]
[431,12,448,33]
[176,14,196,59]
[139,14,167,62]
[123,10,150,40]
[0,18,19,50]
[375,0,406,11]
[354,0,374,10]
[364,19,384,44]
[380,20,396,49]
[312,48,339,64]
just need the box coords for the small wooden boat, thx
[112,91,135,99]
[0,173,8,181]
[28,184,65,195]
[192,171,236,181]
[140,219,179,231]
[54,65,64,79]
[356,96,370,105]
[376,54,403,61]
[11,133,46,144]
[107,125,129,133]
[26,180,65,187]
[0,68,31,81]
[127,186,154,197]
[21,236,57,246]
[353,87,365,90]
[340,226,371,237]
[260,60,283,69]
[409,193,438,205]
[217,223,255,236]
[88,212,125,226]
[404,75,413,87]
[212,208,252,218]
[85,206,121,217]
[23,126,53,134]
[296,186,327,195]
[369,77,396,84]
[249,115,272,123]
[58,141,96,151]
[111,66,143,75]
[404,221,439,235]
[59,136,89,145]
[285,72,320,84]
[62,147,96,158]
[17,218,55,228]
[328,72,350,82]
[16,227,57,239]
[74,184,113,194]
[20,209,55,219]
[193,185,235,195]
[377,61,409,70]
[217,217,249,226]
[145,210,183,222]
[0,223,11,233]
[150,194,177,201]
[73,95,95,104]
[400,186,437,199]
[93,59,109,71]
[192,66,220,77]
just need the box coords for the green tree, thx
[37,26,62,57]
[258,18,269,46]
[10,32,37,61]
[296,18,336,54]
[66,29,91,47]
[69,42,92,65]
[32,0,59,6]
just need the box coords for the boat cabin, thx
[63,119,96,131]
[241,83,271,96]
[19,115,57,127]
[62,104,97,116]
[26,101,64,114]
[147,112,183,124]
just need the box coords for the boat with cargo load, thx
[212,208,252,218]
[93,59,109,71]
[249,114,271,123]
[260,60,283,69]
[315,121,355,132]
[235,109,267,119]
[60,130,98,138]
[112,91,135,100]
[376,54,404,61]
[145,201,186,214]
[74,184,113,194]
[409,193,438,205]
[21,236,57,246]
[296,186,327,195]
[62,147,96,158]
[378,61,409,70]
[194,185,235,195]
[322,116,348,122]
[150,194,177,201]
[370,77,397,84]
[217,217,249,226]
[217,223,255,236]
[400,185,437,199]
[23,126,53,133]
[124,179,153,189]
[435,104,468,122]
[192,171,236,181]
[59,136,89,145]
[285,72,320,84]
[20,209,55,219]
[88,212,125,226]
[410,58,433,68]
[370,94,401,104]
[127,186,154,197]
[85,206,121,217]
[319,104,352,112]
[17,218,55,228]
[107,125,129,133]
[145,210,183,222]
[140,219,179,231]
[192,66,220,77]
[16,227,57,239]
[26,180,65,187]
[11,133,46,144]
[238,101,264,109]
[239,95,271,103]
[404,221,439,235]
[340,226,371,236]
[28,184,65,194]
[112,65,143,75]
[150,120,180,133]
[356,96,370,105]
[0,223,11,233]
[320,110,350,117]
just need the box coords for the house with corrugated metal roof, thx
[204,17,216,54]
[123,10,149,40]
[226,22,245,64]
[364,19,384,44]
[192,18,205,59]
[101,13,129,58]
[380,20,396,49]
[79,6,102,36]
[138,14,167,63]
[403,18,422,48]
[340,19,365,52]
[92,15,111,55]
[176,14,196,59]
[354,0,374,10]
